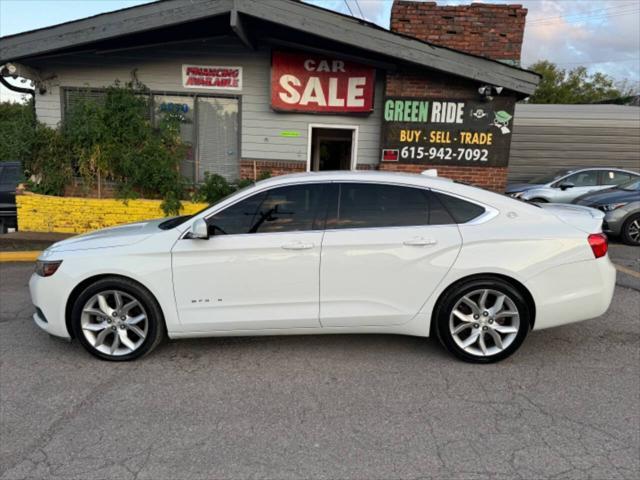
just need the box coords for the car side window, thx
[602,171,632,186]
[327,183,454,229]
[206,191,267,235]
[563,171,598,187]
[432,192,486,223]
[207,184,324,235]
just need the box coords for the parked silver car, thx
[505,168,640,204]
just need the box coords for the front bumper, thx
[29,273,72,339]
[602,209,627,237]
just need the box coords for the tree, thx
[527,60,636,104]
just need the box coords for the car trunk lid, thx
[537,203,604,234]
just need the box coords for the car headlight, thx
[600,203,628,212]
[509,192,524,199]
[35,260,63,277]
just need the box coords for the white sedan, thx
[30,171,616,363]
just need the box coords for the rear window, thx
[432,192,485,223]
[327,183,455,230]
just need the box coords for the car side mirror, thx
[186,218,209,239]
[559,182,575,191]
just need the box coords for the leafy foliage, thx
[26,124,73,195]
[0,100,35,163]
[527,60,635,104]
[63,82,187,214]
[192,171,272,204]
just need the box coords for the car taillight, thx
[588,233,608,259]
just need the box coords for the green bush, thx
[62,82,187,214]
[0,100,35,164]
[193,172,234,204]
[193,170,273,204]
[26,124,73,196]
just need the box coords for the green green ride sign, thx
[381,97,516,168]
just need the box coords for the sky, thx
[1,0,639,102]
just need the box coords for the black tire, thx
[434,277,531,363]
[621,213,640,246]
[528,198,548,203]
[71,277,165,361]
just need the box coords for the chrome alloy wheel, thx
[80,290,148,356]
[628,219,640,243]
[449,289,520,357]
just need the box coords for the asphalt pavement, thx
[1,246,638,480]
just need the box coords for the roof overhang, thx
[0,0,540,96]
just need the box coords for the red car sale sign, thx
[271,51,375,114]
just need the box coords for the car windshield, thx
[158,183,256,230]
[619,178,640,191]
[527,170,571,185]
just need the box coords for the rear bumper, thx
[526,256,616,331]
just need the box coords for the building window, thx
[61,88,239,184]
[154,95,196,182]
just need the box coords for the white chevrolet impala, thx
[30,171,615,363]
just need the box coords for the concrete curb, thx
[0,251,41,262]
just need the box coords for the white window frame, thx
[306,123,359,172]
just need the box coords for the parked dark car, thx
[573,177,640,246]
[0,161,22,233]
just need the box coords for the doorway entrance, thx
[308,125,358,171]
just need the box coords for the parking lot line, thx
[615,263,640,279]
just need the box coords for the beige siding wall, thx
[509,104,640,182]
[30,38,383,166]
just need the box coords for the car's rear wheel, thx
[435,278,530,363]
[71,277,164,361]
[621,213,640,246]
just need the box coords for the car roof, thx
[243,170,521,210]
[254,170,455,188]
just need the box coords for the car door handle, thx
[281,241,314,250]
[403,237,437,247]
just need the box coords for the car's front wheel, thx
[71,277,165,361]
[435,277,531,363]
[621,213,640,246]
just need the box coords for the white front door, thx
[320,183,463,327]
[171,184,326,332]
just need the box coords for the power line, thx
[342,0,354,17]
[527,2,639,24]
[528,7,639,26]
[353,0,366,20]
[553,58,640,66]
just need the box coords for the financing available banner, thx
[182,65,242,90]
[381,97,515,167]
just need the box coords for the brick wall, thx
[383,1,526,192]
[16,193,207,234]
[240,159,306,180]
[379,163,508,192]
[390,1,527,63]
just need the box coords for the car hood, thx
[538,203,605,234]
[45,218,168,253]
[573,188,640,206]
[505,183,541,194]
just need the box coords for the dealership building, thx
[0,0,539,191]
